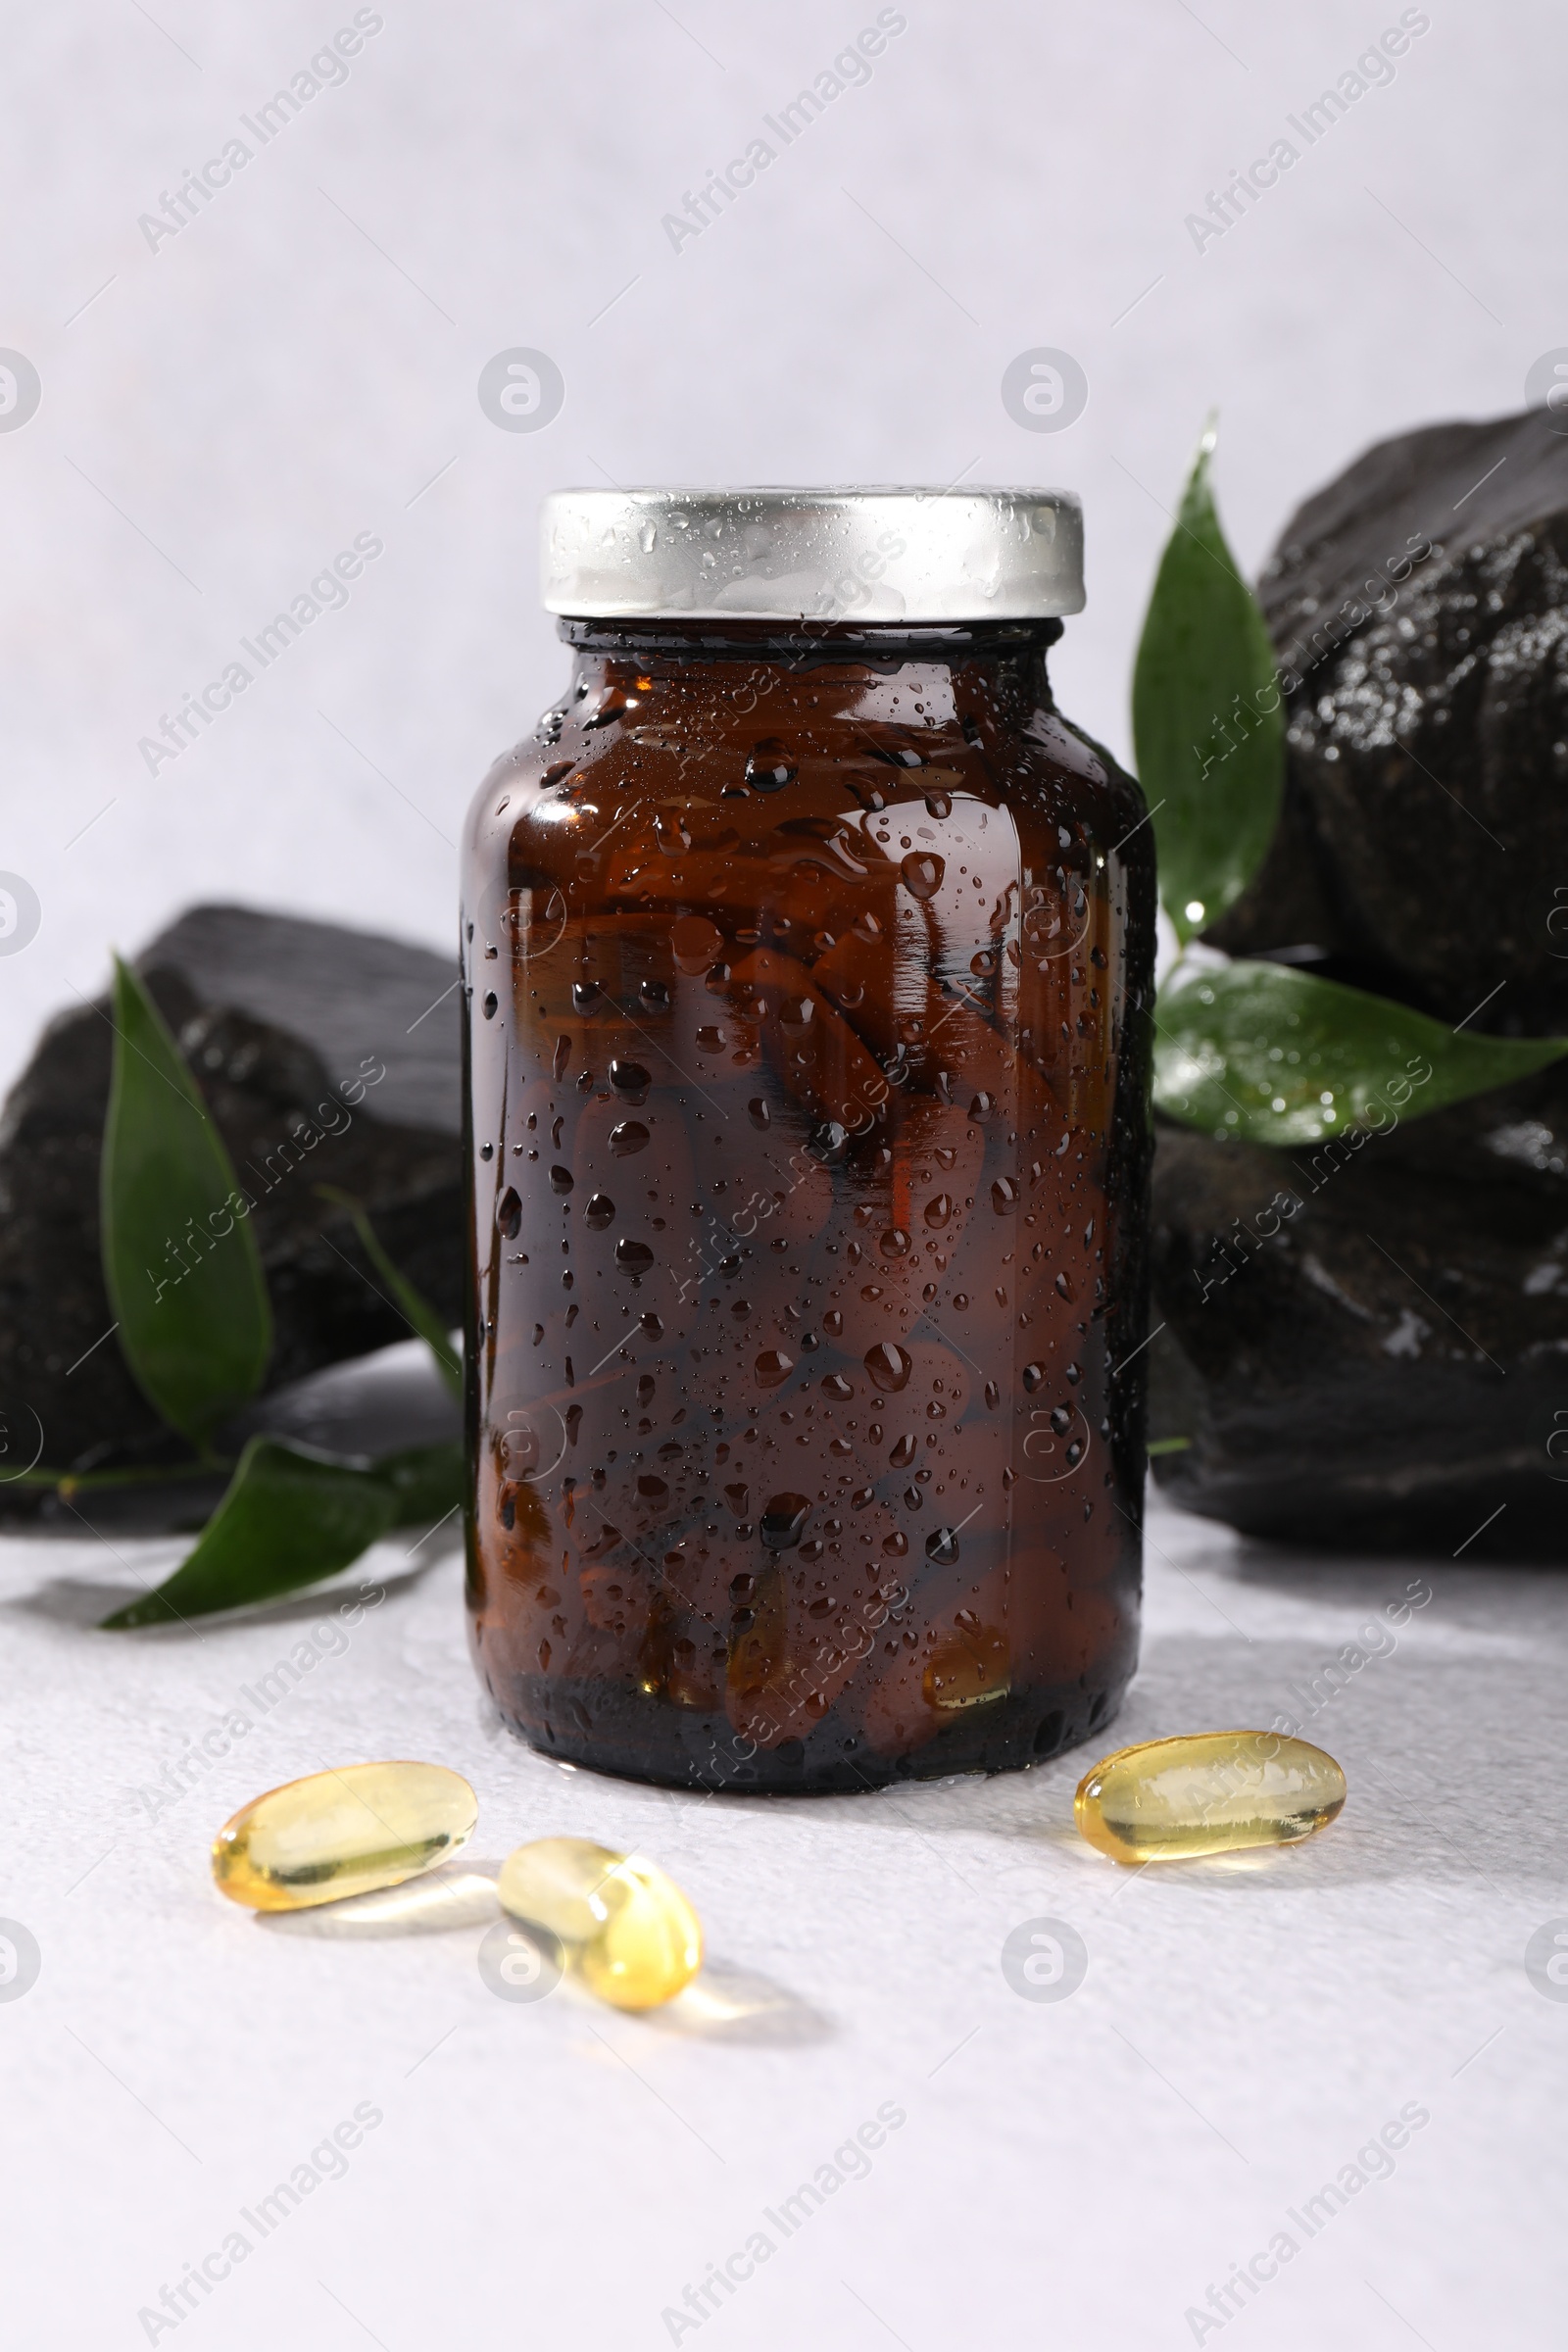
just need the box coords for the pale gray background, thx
[2,0,1563,1089]
[4,6,1567,2348]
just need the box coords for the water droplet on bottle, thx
[482,992,499,1019]
[924,791,953,819]
[984,1380,1000,1408]
[1022,1363,1045,1393]
[992,1176,1019,1212]
[610,1059,651,1105]
[748,1098,770,1130]
[553,1036,571,1079]
[925,1527,960,1565]
[497,1187,522,1240]
[583,684,630,729]
[923,1193,954,1230]
[889,1434,917,1468]
[821,1374,854,1401]
[614,1239,655,1275]
[639,1311,663,1339]
[584,1194,615,1230]
[550,1165,574,1195]
[755,1349,795,1389]
[900,852,945,902]
[863,1342,912,1394]
[670,913,724,972]
[778,994,814,1035]
[572,980,602,1011]
[745,740,797,792]
[760,1493,811,1548]
[879,1228,911,1258]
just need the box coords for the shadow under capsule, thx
[253,1870,834,2040]
[638,1956,834,2045]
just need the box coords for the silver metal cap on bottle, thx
[539,486,1085,624]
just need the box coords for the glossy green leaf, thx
[98,1437,396,1628]
[100,956,271,1451]
[1132,425,1285,944]
[1155,958,1568,1147]
[317,1186,462,1396]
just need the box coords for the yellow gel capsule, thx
[579,1856,704,2012]
[212,1761,477,1911]
[1074,1731,1347,1865]
[497,1836,629,1943]
[499,1838,703,2010]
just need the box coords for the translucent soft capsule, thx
[499,1836,704,2011]
[496,1835,627,1944]
[212,1761,478,1911]
[1074,1731,1347,1865]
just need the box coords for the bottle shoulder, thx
[466,690,1149,880]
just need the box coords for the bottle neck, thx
[556,614,1064,725]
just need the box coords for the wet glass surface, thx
[462,620,1155,1790]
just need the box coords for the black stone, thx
[0,904,461,1494]
[1152,406,1568,1556]
[1209,404,1568,1032]
[1148,1084,1568,1557]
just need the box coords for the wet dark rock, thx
[1154,407,1568,1556]
[1209,404,1568,1032]
[0,904,461,1495]
[1148,1091,1568,1556]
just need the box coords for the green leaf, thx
[100,956,272,1451]
[1155,958,1568,1147]
[1132,423,1285,945]
[98,1437,396,1628]
[375,1440,465,1530]
[317,1186,462,1396]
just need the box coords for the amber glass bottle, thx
[464,490,1154,1791]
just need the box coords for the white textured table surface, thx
[4,1494,1563,2351]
